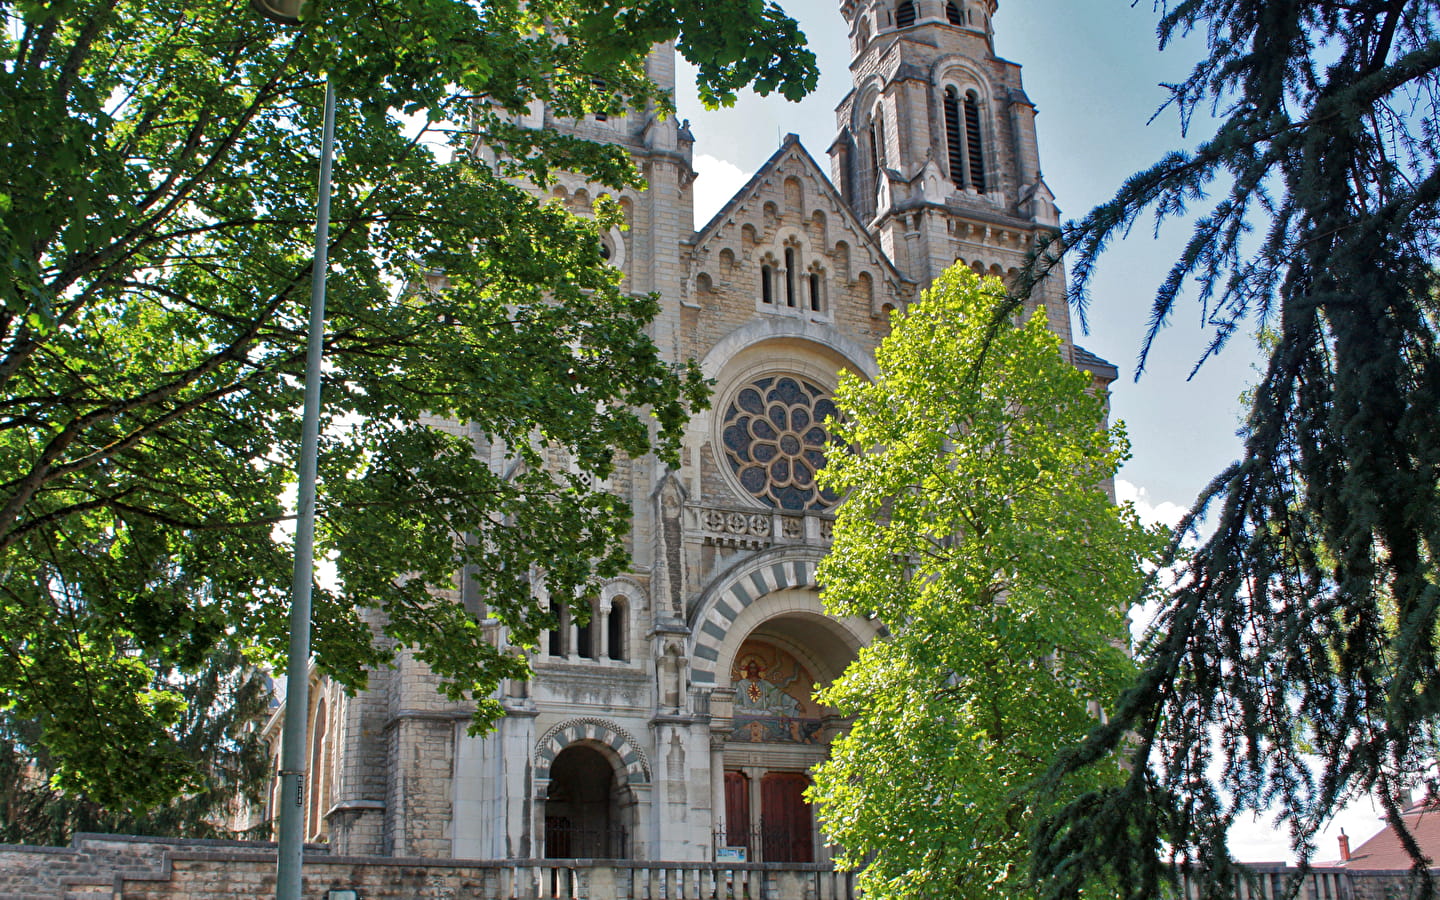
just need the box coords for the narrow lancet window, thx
[576,614,593,659]
[944,88,965,187]
[784,248,798,307]
[869,114,886,201]
[607,601,626,661]
[965,91,986,192]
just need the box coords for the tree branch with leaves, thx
[1025,2,1440,898]
[0,0,814,812]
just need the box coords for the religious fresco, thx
[729,640,824,744]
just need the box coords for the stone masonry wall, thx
[0,834,858,900]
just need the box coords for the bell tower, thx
[830,0,1070,347]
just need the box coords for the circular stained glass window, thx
[721,374,840,512]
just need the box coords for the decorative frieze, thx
[687,504,833,549]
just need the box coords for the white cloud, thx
[691,153,750,230]
[1226,794,1387,864]
[1116,478,1188,529]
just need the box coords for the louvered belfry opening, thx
[869,114,885,203]
[944,88,965,187]
[964,91,986,192]
[946,1,963,25]
[895,0,916,28]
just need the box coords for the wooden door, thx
[723,771,750,852]
[760,772,813,862]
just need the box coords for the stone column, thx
[707,687,735,852]
[743,766,765,861]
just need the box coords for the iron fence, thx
[714,821,815,863]
[543,818,629,859]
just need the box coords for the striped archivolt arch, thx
[689,550,826,685]
[534,718,651,785]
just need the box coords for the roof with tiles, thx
[1324,801,1440,870]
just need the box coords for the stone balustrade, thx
[0,834,859,900]
[0,833,1423,900]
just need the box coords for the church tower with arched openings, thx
[831,0,1075,349]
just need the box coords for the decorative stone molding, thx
[534,717,651,784]
[698,508,772,549]
[686,550,827,685]
[688,504,833,550]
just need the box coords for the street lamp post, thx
[249,1,335,897]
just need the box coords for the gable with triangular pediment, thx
[684,136,912,335]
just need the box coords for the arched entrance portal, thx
[704,592,880,864]
[723,636,828,863]
[543,744,631,859]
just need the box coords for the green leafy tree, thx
[0,0,815,812]
[811,267,1163,900]
[1025,2,1440,897]
[0,644,272,844]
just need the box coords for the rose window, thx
[721,375,839,511]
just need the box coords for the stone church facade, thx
[288,0,1116,868]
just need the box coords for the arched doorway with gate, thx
[543,743,633,859]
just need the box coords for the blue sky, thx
[675,0,1385,864]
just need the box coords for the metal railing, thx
[543,819,629,860]
[714,823,815,864]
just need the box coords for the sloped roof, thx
[1339,803,1440,870]
[692,133,909,289]
[1073,344,1118,383]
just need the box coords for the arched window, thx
[607,600,626,661]
[869,113,886,199]
[592,77,610,122]
[761,263,774,304]
[809,272,822,312]
[944,87,965,188]
[784,248,798,307]
[946,1,963,25]
[964,90,987,192]
[549,606,570,657]
[895,0,916,28]
[576,600,596,659]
